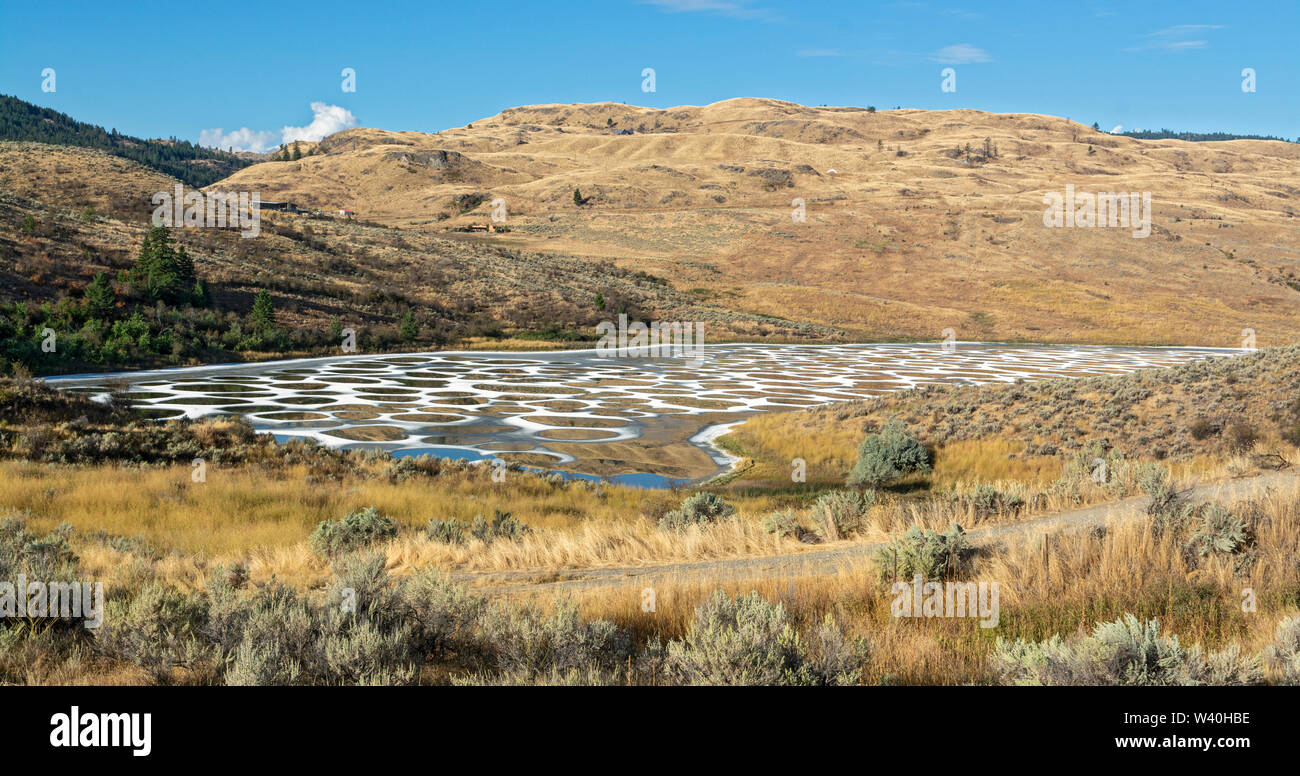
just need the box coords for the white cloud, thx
[643,0,776,20]
[1148,24,1224,36]
[282,102,359,144]
[1124,24,1223,52]
[931,43,991,64]
[1110,124,1124,134]
[200,102,359,153]
[199,126,279,154]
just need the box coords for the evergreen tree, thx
[573,188,584,206]
[84,272,116,316]
[174,244,195,290]
[249,289,276,332]
[131,227,182,301]
[291,141,302,160]
[399,309,418,342]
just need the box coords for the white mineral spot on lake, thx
[46,343,1241,485]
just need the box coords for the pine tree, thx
[84,272,116,316]
[573,188,584,206]
[291,141,302,161]
[399,309,418,342]
[174,244,195,290]
[132,227,181,301]
[249,289,276,332]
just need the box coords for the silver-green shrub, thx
[309,506,397,557]
[401,570,488,660]
[426,518,466,544]
[847,419,931,488]
[94,584,209,682]
[658,492,736,530]
[874,524,971,582]
[811,489,876,540]
[1264,616,1300,685]
[761,509,805,540]
[967,484,1024,517]
[479,599,632,681]
[469,510,530,543]
[991,614,1263,686]
[664,591,868,686]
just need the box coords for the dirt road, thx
[452,468,1297,595]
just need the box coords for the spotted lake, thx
[46,343,1237,488]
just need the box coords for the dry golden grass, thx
[0,458,664,554]
[556,478,1300,684]
[215,98,1300,346]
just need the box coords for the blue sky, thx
[2,0,1296,149]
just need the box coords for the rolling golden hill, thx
[0,138,832,367]
[214,97,1300,346]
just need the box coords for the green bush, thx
[659,493,735,530]
[220,583,317,686]
[1224,421,1258,453]
[991,614,1263,686]
[848,419,931,488]
[309,506,397,557]
[875,524,971,582]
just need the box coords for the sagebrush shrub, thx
[220,583,317,686]
[810,489,875,540]
[847,419,930,488]
[1138,464,1184,534]
[658,493,735,530]
[967,485,1023,517]
[325,553,406,630]
[309,506,397,557]
[1188,417,1221,440]
[1184,503,1253,559]
[402,570,488,660]
[426,518,466,544]
[319,618,417,686]
[479,599,632,681]
[664,591,868,686]
[761,509,805,540]
[94,584,209,681]
[1264,616,1300,685]
[0,516,79,583]
[470,510,530,544]
[875,524,971,582]
[991,614,1263,686]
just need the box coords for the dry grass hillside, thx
[217,98,1300,346]
[0,139,833,362]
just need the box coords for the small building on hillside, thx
[337,209,356,218]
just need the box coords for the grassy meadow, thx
[2,345,1299,685]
